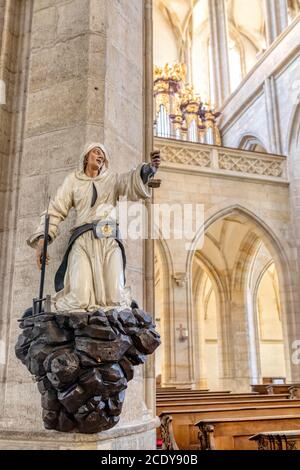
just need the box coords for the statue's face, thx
[86,147,106,173]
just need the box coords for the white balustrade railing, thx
[154,137,287,181]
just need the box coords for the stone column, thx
[161,241,196,388]
[286,106,300,384]
[170,278,195,387]
[195,326,208,389]
[264,76,282,154]
[192,271,209,390]
[222,291,253,392]
[264,0,288,46]
[0,0,32,414]
[207,0,231,107]
[0,0,157,449]
[143,0,156,416]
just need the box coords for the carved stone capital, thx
[173,272,187,287]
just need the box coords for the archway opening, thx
[190,208,288,391]
[256,261,286,381]
[192,262,220,390]
[154,249,165,387]
[239,135,268,153]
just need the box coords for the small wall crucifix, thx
[176,323,188,342]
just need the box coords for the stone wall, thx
[0,0,157,449]
[218,17,300,364]
[219,16,300,155]
[154,137,300,391]
[0,1,5,51]
[0,0,33,415]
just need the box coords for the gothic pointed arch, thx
[155,237,176,385]
[186,204,295,383]
[287,102,300,154]
[186,204,291,277]
[238,134,268,153]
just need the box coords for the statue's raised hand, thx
[150,150,161,169]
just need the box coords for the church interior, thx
[0,0,300,451]
[153,0,300,450]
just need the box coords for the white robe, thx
[28,164,151,312]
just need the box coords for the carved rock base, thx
[15,308,160,434]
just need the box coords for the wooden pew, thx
[249,430,300,450]
[159,404,300,450]
[157,388,228,391]
[157,396,297,446]
[266,384,300,394]
[251,383,300,395]
[157,388,217,392]
[157,387,209,392]
[251,385,270,394]
[289,385,300,399]
[157,392,259,399]
[156,388,216,395]
[160,415,179,451]
[262,377,286,384]
[196,415,300,450]
[157,398,300,415]
[157,390,230,397]
[157,393,290,404]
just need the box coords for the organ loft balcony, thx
[154,137,287,185]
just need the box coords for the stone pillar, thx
[0,0,157,449]
[161,242,196,388]
[0,0,32,415]
[207,0,231,107]
[143,0,156,416]
[222,291,253,392]
[264,76,282,154]
[170,278,195,388]
[191,267,208,389]
[193,296,208,389]
[286,106,300,384]
[195,327,208,389]
[0,1,5,51]
[264,0,288,46]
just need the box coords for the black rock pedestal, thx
[15,308,160,434]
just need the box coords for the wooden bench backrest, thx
[157,398,300,414]
[157,393,290,403]
[252,383,300,395]
[249,430,300,450]
[196,415,300,450]
[158,389,229,392]
[160,406,300,450]
[157,393,261,399]
[157,392,232,397]
[289,385,300,399]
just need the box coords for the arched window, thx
[225,0,267,90]
[191,0,210,99]
[208,39,215,105]
[239,135,268,153]
[287,0,300,24]
[228,36,243,92]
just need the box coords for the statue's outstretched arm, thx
[116,151,160,201]
[116,163,152,201]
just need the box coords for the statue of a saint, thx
[27,143,160,313]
